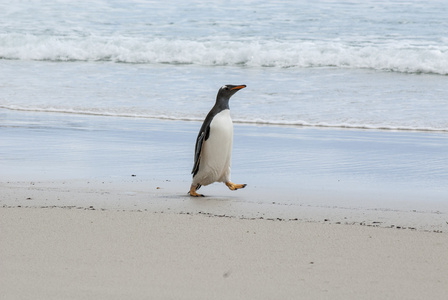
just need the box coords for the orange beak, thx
[231,85,246,90]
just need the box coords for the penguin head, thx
[218,84,246,99]
[215,85,246,110]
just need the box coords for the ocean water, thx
[1,0,448,132]
[1,0,448,204]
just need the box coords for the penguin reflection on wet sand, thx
[189,85,247,197]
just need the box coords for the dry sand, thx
[1,181,448,300]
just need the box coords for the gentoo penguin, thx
[189,84,247,197]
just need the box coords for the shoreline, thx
[2,109,448,232]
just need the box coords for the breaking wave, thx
[1,33,448,75]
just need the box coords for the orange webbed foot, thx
[189,185,204,197]
[225,181,247,191]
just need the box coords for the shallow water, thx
[2,110,447,203]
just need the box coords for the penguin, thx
[189,84,247,197]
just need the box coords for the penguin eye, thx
[221,85,228,90]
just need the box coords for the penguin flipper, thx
[192,125,210,176]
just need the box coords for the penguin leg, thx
[189,184,204,197]
[225,181,247,191]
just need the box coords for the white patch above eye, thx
[221,85,228,90]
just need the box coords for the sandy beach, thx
[1,177,448,300]
[1,204,447,300]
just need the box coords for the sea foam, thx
[2,104,447,133]
[1,33,448,75]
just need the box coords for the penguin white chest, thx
[200,109,233,184]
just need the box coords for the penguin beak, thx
[230,85,246,90]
